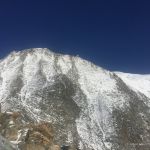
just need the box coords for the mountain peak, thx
[19,48,54,55]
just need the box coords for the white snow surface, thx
[0,48,149,150]
[116,72,150,98]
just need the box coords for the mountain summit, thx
[0,48,150,150]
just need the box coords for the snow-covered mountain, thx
[0,48,150,150]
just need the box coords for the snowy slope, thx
[116,72,150,99]
[0,48,150,150]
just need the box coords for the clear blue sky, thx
[0,0,150,73]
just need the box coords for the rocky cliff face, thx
[0,48,150,150]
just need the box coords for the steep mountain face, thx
[0,48,150,150]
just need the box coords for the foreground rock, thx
[0,135,16,150]
[0,111,60,150]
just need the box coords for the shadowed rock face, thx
[0,48,150,150]
[35,74,81,147]
[109,74,150,150]
[112,100,150,150]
